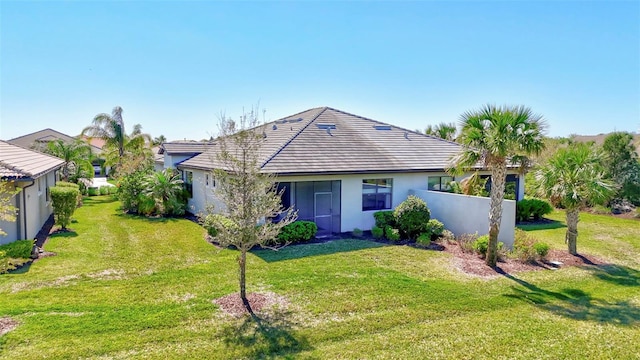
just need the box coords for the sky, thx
[1,1,639,142]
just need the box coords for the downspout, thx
[20,180,36,240]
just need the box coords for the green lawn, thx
[1,197,638,359]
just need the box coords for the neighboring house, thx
[159,141,214,170]
[0,140,64,245]
[8,128,105,176]
[152,146,164,172]
[177,107,524,243]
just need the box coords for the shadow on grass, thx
[49,230,78,239]
[219,309,314,359]
[81,196,117,207]
[114,212,181,224]
[581,264,640,287]
[517,219,566,231]
[253,239,387,263]
[500,268,640,326]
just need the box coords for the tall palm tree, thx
[82,106,151,171]
[452,104,546,267]
[425,122,457,141]
[44,139,94,182]
[536,143,614,255]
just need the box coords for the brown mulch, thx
[0,317,18,336]
[213,292,289,318]
[441,241,607,278]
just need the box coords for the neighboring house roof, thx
[0,140,65,180]
[159,141,214,155]
[8,128,103,155]
[178,106,474,175]
[152,146,164,163]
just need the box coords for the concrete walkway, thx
[90,177,115,187]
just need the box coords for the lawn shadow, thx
[48,230,78,239]
[219,308,315,359]
[81,196,117,207]
[499,267,640,326]
[517,219,566,231]
[580,264,640,287]
[114,212,181,224]
[253,239,387,263]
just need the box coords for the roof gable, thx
[8,128,103,154]
[178,107,467,174]
[0,140,65,180]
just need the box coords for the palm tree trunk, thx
[487,160,507,267]
[565,207,580,255]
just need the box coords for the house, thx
[0,140,64,245]
[177,107,523,243]
[158,141,214,170]
[8,128,105,176]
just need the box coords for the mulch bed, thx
[0,317,18,336]
[213,292,289,318]
[441,240,607,278]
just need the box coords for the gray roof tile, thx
[7,128,103,154]
[0,140,65,179]
[159,141,214,155]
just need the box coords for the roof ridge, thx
[260,107,329,168]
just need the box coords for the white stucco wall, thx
[0,183,19,245]
[185,169,224,216]
[164,154,194,169]
[410,189,516,248]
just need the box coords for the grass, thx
[1,197,638,359]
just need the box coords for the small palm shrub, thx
[394,195,431,240]
[371,226,384,239]
[276,221,318,244]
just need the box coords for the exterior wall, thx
[0,172,57,245]
[164,154,195,169]
[410,189,516,248]
[0,183,19,245]
[185,169,224,215]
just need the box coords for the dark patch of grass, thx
[253,239,387,262]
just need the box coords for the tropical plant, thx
[451,104,546,267]
[425,122,457,141]
[82,106,152,173]
[44,139,94,182]
[141,168,185,216]
[601,132,640,205]
[536,142,615,255]
[153,134,167,145]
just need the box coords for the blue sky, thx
[1,1,638,141]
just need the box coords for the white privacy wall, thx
[410,189,515,248]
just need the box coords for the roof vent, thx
[276,119,288,124]
[272,124,277,130]
[288,117,303,123]
[316,123,336,130]
[374,125,392,130]
[326,128,333,136]
[404,132,410,139]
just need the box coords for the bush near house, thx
[373,210,396,229]
[87,187,99,196]
[0,239,34,259]
[199,213,238,238]
[276,221,318,244]
[394,195,431,240]
[50,186,79,230]
[371,226,384,239]
[516,198,553,222]
[55,181,83,206]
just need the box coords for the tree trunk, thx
[565,207,580,255]
[239,249,247,302]
[486,160,507,267]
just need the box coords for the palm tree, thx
[44,139,94,182]
[153,135,167,145]
[425,122,457,141]
[536,143,614,255]
[142,168,184,215]
[452,104,546,267]
[82,106,151,170]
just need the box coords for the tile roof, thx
[159,141,214,155]
[8,128,103,154]
[178,107,475,174]
[0,140,65,180]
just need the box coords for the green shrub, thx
[50,186,79,230]
[373,210,396,229]
[371,225,384,239]
[137,194,157,216]
[277,221,318,244]
[199,213,238,237]
[393,195,430,240]
[441,229,455,243]
[352,228,363,237]
[417,233,431,246]
[87,187,99,196]
[591,205,611,215]
[0,251,8,274]
[0,239,34,259]
[533,242,550,258]
[473,235,489,257]
[516,198,553,222]
[99,186,110,195]
[426,219,445,239]
[55,181,80,189]
[513,229,538,262]
[386,227,401,242]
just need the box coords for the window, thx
[45,175,50,202]
[428,176,454,192]
[362,179,392,211]
[205,173,209,187]
[184,171,193,198]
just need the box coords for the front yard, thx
[0,197,638,359]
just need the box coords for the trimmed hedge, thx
[373,210,396,229]
[394,195,431,240]
[277,221,318,244]
[50,186,79,230]
[516,198,553,222]
[0,239,34,259]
